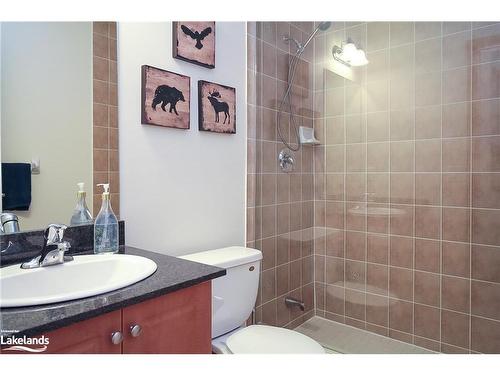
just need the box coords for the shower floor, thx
[295,316,434,354]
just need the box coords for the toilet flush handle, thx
[213,295,224,312]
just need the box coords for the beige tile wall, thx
[313,21,500,353]
[247,22,317,328]
[92,22,119,216]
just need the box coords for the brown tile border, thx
[92,22,119,217]
[246,22,316,327]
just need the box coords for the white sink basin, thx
[0,254,157,308]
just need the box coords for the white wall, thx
[118,22,246,256]
[1,22,92,231]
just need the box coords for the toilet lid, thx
[225,325,325,354]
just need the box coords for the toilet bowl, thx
[179,246,325,354]
[212,325,324,354]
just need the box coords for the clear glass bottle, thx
[94,183,119,254]
[70,182,93,226]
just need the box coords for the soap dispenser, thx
[70,182,93,225]
[94,183,119,254]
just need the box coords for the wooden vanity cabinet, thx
[122,280,211,354]
[22,281,211,354]
[41,310,122,354]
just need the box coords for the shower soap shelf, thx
[299,126,320,145]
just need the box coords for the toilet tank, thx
[179,247,262,338]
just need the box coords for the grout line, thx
[317,96,500,116]
[342,24,347,324]
[411,20,418,345]
[387,22,394,330]
[311,31,322,315]
[322,62,327,314]
[468,23,474,353]
[438,21,444,346]
[258,39,264,316]
[273,41,279,325]
[252,199,500,212]
[363,22,369,328]
[318,133,500,144]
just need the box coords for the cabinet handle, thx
[129,324,142,338]
[110,331,123,345]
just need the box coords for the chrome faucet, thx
[0,213,20,234]
[21,224,73,269]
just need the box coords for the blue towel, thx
[2,163,32,211]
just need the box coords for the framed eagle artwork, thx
[172,22,215,69]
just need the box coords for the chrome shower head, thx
[317,21,331,31]
[298,21,332,53]
[283,22,332,54]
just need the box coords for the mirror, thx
[1,22,95,232]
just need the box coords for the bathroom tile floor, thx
[295,317,434,354]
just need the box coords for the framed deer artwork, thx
[198,80,236,134]
[173,22,216,69]
[141,65,190,129]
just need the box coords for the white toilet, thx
[180,246,325,354]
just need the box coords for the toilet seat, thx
[214,325,325,354]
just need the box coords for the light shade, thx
[350,49,369,66]
[342,42,357,57]
[333,42,369,67]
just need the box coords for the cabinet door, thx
[39,310,122,354]
[122,281,212,354]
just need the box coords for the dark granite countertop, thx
[0,246,225,338]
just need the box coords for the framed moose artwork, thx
[198,80,236,134]
[172,22,216,69]
[141,65,190,129]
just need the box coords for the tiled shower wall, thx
[313,22,500,353]
[246,22,317,328]
[92,22,120,217]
